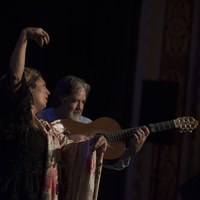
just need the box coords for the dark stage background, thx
[0,0,141,126]
[0,1,142,199]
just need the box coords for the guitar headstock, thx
[174,116,198,133]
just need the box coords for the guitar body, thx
[59,117,126,160]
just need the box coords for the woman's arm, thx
[9,27,50,90]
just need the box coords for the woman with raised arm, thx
[0,27,107,200]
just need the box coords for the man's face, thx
[62,88,87,121]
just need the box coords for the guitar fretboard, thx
[105,120,176,142]
[148,120,175,133]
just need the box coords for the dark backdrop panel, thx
[179,173,200,200]
[139,80,178,145]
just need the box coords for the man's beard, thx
[69,110,82,122]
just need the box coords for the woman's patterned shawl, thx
[39,119,104,200]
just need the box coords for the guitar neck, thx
[105,119,176,142]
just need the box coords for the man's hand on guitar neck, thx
[119,126,150,160]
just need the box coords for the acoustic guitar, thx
[55,116,198,160]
